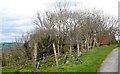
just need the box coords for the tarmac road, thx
[98,48,119,72]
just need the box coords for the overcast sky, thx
[0,0,119,42]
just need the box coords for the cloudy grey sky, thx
[0,0,119,42]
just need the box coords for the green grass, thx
[38,44,118,72]
[2,44,118,72]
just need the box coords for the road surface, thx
[98,48,119,72]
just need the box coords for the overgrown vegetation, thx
[2,45,118,72]
[2,1,119,72]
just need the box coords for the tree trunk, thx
[57,37,60,57]
[77,43,80,57]
[37,62,40,70]
[85,38,87,49]
[60,36,63,52]
[69,38,72,59]
[93,38,96,48]
[94,37,99,47]
[43,54,45,62]
[87,37,90,50]
[52,43,59,67]
[33,43,38,72]
[64,52,68,64]
[89,38,92,49]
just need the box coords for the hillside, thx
[0,42,22,50]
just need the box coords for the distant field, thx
[2,44,118,72]
[0,42,23,51]
[0,42,16,50]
